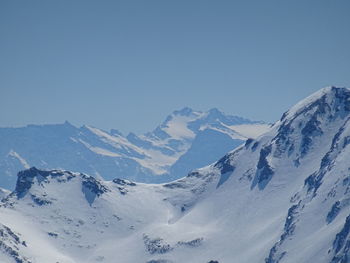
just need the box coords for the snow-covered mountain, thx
[1,87,350,263]
[0,108,269,190]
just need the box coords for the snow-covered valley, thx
[1,87,350,262]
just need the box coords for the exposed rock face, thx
[0,224,31,263]
[1,87,350,263]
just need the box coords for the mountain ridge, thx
[1,86,350,262]
[0,108,270,190]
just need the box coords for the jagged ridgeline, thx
[1,87,350,263]
[0,108,269,189]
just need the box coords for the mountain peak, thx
[13,167,110,206]
[14,167,75,198]
[265,86,350,164]
[63,120,74,127]
[281,86,350,122]
[208,107,223,114]
[2,86,350,263]
[173,107,194,116]
[110,129,123,137]
[207,107,225,117]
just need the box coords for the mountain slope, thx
[1,87,350,262]
[0,108,269,189]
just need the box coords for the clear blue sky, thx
[1,0,350,134]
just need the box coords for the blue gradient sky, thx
[1,0,350,134]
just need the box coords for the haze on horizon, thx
[1,0,350,134]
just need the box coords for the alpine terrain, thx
[1,87,350,263]
[0,108,269,190]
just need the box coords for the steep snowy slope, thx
[0,187,9,199]
[1,87,350,263]
[0,167,219,263]
[0,108,269,189]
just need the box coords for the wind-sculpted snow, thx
[1,87,350,262]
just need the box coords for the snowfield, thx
[0,107,269,189]
[1,87,350,263]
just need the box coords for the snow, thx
[0,87,347,262]
[133,149,179,175]
[0,187,10,199]
[78,139,121,157]
[281,86,350,123]
[162,115,197,140]
[229,123,272,139]
[83,125,143,153]
[7,89,350,263]
[7,150,30,169]
[0,108,266,188]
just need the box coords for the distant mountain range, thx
[1,87,350,263]
[0,107,270,189]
